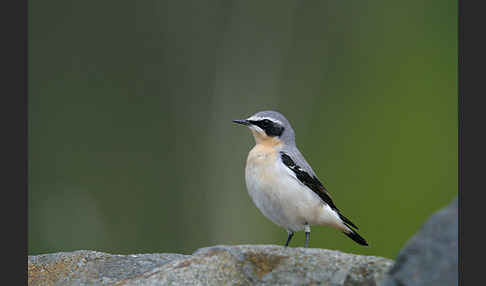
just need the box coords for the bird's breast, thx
[245,144,280,189]
[244,144,303,229]
[245,145,280,209]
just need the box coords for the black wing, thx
[280,152,359,230]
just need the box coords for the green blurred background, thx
[28,0,457,259]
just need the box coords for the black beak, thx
[232,119,250,126]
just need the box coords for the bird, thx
[232,110,368,248]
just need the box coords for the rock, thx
[28,246,394,286]
[28,250,190,285]
[380,196,458,286]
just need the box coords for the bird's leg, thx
[304,224,311,248]
[284,230,294,247]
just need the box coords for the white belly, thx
[245,147,342,232]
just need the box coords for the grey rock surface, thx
[380,196,458,286]
[28,250,190,286]
[28,246,394,286]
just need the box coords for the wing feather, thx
[280,151,359,230]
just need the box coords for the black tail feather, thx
[344,229,369,246]
[338,213,359,230]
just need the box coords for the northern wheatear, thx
[233,110,368,248]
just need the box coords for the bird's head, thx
[233,110,295,146]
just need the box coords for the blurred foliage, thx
[29,0,457,259]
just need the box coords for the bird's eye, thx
[262,119,271,125]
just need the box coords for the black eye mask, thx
[249,119,285,137]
